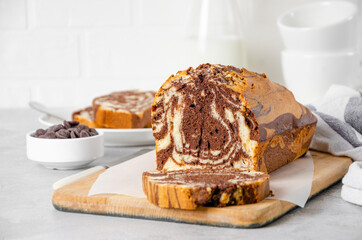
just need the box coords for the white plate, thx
[38,114,155,147]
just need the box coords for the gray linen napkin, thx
[306,84,362,206]
[307,84,362,161]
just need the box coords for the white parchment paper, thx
[267,152,314,207]
[88,150,314,208]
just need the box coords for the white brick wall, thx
[0,0,361,108]
[0,0,27,29]
[0,31,79,77]
[33,0,131,27]
[0,0,194,108]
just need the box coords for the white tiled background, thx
[0,0,361,108]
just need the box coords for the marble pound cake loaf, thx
[93,90,156,129]
[152,64,317,173]
[143,168,270,210]
[72,107,101,128]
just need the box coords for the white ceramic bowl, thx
[281,50,359,104]
[278,1,358,52]
[26,130,104,170]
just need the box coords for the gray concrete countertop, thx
[1,108,361,240]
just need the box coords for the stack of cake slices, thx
[72,90,156,129]
[143,64,317,210]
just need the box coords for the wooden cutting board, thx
[52,151,351,228]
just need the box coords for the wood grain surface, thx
[52,151,351,228]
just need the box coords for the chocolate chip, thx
[80,130,90,138]
[35,129,46,136]
[55,132,67,139]
[52,124,65,132]
[70,131,77,138]
[45,130,56,136]
[63,120,71,129]
[44,132,56,139]
[69,128,80,137]
[47,124,63,133]
[89,128,98,134]
[68,121,79,127]
[77,124,89,131]
[57,129,70,138]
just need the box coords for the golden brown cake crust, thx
[142,169,270,210]
[239,68,316,141]
[232,67,317,172]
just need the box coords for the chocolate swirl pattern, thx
[153,65,258,171]
[152,64,317,172]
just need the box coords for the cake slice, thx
[143,168,270,210]
[72,107,101,128]
[93,90,156,129]
[152,64,317,173]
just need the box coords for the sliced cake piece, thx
[93,90,156,129]
[143,168,270,210]
[72,107,101,128]
[152,64,317,173]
